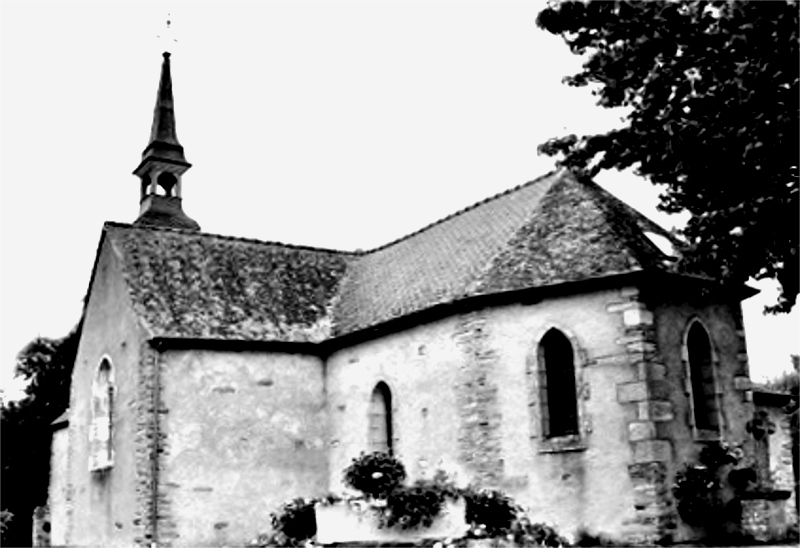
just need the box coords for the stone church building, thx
[47,52,788,547]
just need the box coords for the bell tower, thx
[133,50,200,230]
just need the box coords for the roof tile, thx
[104,170,675,343]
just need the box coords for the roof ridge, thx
[578,178,675,238]
[576,177,671,267]
[361,169,560,254]
[103,221,361,256]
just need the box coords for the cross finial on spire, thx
[156,13,178,54]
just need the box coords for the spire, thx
[133,49,200,231]
[142,52,187,164]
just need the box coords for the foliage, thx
[343,451,407,498]
[764,356,800,395]
[536,0,799,313]
[380,479,449,530]
[672,442,743,527]
[508,516,569,547]
[263,453,569,545]
[0,322,81,547]
[268,497,318,546]
[463,487,518,537]
[0,510,13,546]
[673,462,726,526]
[572,527,622,547]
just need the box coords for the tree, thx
[536,0,799,312]
[1,322,80,547]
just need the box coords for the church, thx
[46,50,789,547]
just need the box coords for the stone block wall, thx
[48,425,70,546]
[607,287,677,545]
[327,287,651,540]
[133,343,160,547]
[156,348,329,547]
[61,235,147,548]
[453,310,504,486]
[649,290,758,543]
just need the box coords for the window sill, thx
[89,460,114,473]
[538,435,586,454]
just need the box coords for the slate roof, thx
[102,170,678,343]
[335,170,673,334]
[106,224,351,342]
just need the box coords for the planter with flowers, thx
[314,452,467,544]
[259,453,568,547]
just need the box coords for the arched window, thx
[686,322,720,432]
[89,358,114,471]
[368,382,393,454]
[538,329,579,438]
[157,172,177,197]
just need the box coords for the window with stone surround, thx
[539,329,579,439]
[89,358,114,471]
[368,382,393,454]
[685,321,721,434]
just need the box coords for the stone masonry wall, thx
[608,286,677,545]
[650,293,757,543]
[327,287,647,540]
[157,349,329,547]
[61,235,146,548]
[133,343,161,547]
[453,310,504,486]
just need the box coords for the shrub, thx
[463,487,517,537]
[509,516,568,547]
[269,497,317,546]
[381,481,447,530]
[673,463,725,526]
[343,451,407,498]
[573,527,622,546]
[672,442,743,527]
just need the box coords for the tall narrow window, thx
[687,322,720,432]
[368,382,393,454]
[539,329,579,438]
[89,359,114,471]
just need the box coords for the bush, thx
[343,451,407,498]
[673,441,743,527]
[573,527,622,546]
[269,497,317,546]
[510,516,568,547]
[463,487,517,537]
[381,481,447,530]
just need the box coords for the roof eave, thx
[141,269,757,352]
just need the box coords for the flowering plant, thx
[265,497,318,546]
[673,441,743,527]
[343,451,407,498]
[463,487,518,537]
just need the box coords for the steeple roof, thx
[137,52,190,168]
[133,51,199,231]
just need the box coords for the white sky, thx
[1,1,797,399]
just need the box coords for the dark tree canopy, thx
[1,323,80,547]
[536,0,799,312]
